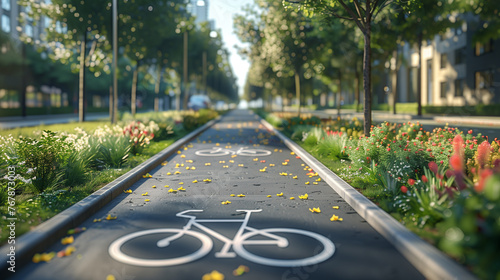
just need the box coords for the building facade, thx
[394,14,499,107]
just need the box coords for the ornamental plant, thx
[123,121,156,154]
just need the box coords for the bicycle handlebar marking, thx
[109,210,335,267]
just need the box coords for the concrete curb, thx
[434,116,500,127]
[0,116,220,271]
[260,119,476,280]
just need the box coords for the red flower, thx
[400,186,408,194]
[477,141,491,169]
[408,179,416,186]
[421,175,428,183]
[449,154,463,171]
[428,162,438,174]
[452,135,464,158]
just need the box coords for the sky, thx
[208,0,255,96]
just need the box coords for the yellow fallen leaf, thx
[238,164,244,167]
[237,194,245,197]
[192,180,198,183]
[107,275,116,280]
[299,193,309,200]
[177,150,181,154]
[253,158,259,161]
[267,195,272,198]
[205,163,211,166]
[203,179,212,182]
[93,219,101,222]
[291,152,295,155]
[168,189,177,193]
[316,178,322,182]
[179,182,184,185]
[191,167,196,170]
[186,166,191,170]
[292,176,298,179]
[230,194,235,197]
[276,192,284,197]
[106,214,117,220]
[174,171,181,175]
[219,160,226,163]
[332,206,339,209]
[290,197,295,200]
[161,161,168,166]
[181,155,186,158]
[61,236,74,245]
[309,207,321,213]
[269,164,275,167]
[305,182,310,185]
[164,185,170,188]
[152,185,156,188]
[167,172,172,175]
[233,265,250,276]
[229,160,235,163]
[142,173,152,178]
[142,192,148,196]
[124,189,132,193]
[313,182,318,185]
[177,187,186,191]
[145,199,150,202]
[221,200,231,205]
[330,215,343,222]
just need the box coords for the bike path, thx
[8,110,424,280]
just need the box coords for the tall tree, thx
[284,0,417,136]
[19,0,112,122]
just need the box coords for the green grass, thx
[0,121,110,137]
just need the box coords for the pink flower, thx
[452,135,464,158]
[408,179,416,186]
[477,141,491,169]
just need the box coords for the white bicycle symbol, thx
[109,209,335,267]
[195,147,272,157]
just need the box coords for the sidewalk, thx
[0,113,110,130]
[281,107,500,127]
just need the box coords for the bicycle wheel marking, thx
[108,210,335,268]
[233,228,335,267]
[194,147,272,157]
[108,229,213,267]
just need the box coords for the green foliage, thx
[314,132,348,161]
[16,131,71,193]
[97,135,130,168]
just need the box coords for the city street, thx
[6,110,424,280]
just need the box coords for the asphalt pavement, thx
[4,110,424,280]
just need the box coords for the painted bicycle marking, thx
[194,147,272,157]
[109,209,335,267]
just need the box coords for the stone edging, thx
[260,118,476,280]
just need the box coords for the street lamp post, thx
[111,0,118,124]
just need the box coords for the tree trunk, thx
[154,64,161,112]
[417,33,423,116]
[131,61,139,116]
[20,44,26,117]
[182,31,189,110]
[79,34,87,122]
[337,70,341,119]
[355,66,360,113]
[295,70,301,117]
[363,23,372,136]
[281,91,286,113]
[391,49,398,115]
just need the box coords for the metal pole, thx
[183,31,188,110]
[112,0,118,123]
[203,51,207,95]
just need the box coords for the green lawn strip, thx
[0,139,177,244]
[0,121,110,138]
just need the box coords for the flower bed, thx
[0,110,218,244]
[263,111,499,279]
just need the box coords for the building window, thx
[475,70,493,90]
[440,82,447,98]
[455,79,465,97]
[25,24,33,37]
[1,15,10,33]
[2,0,10,11]
[475,40,493,56]
[440,53,447,69]
[455,47,466,64]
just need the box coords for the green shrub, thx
[16,131,70,193]
[96,135,130,168]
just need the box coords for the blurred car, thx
[188,95,211,111]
